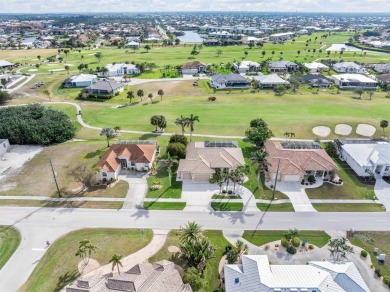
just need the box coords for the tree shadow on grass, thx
[54,269,80,292]
[84,148,106,159]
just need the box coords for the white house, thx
[63,74,98,88]
[252,74,290,88]
[0,139,10,156]
[126,41,140,48]
[0,60,13,70]
[303,62,330,73]
[268,61,298,74]
[100,63,140,77]
[96,141,158,181]
[333,62,365,73]
[372,63,390,73]
[332,74,377,89]
[224,255,370,292]
[269,32,294,41]
[234,60,261,74]
[338,139,390,178]
[209,73,250,89]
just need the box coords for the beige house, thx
[265,141,339,182]
[66,260,192,292]
[177,141,245,181]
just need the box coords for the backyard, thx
[0,226,21,270]
[21,228,153,292]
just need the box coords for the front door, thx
[121,159,127,169]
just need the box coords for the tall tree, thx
[100,128,115,147]
[160,153,178,187]
[186,114,199,142]
[157,89,164,101]
[137,89,144,101]
[109,254,123,274]
[354,89,364,99]
[64,65,70,74]
[127,91,134,104]
[144,44,151,52]
[148,93,153,103]
[179,221,204,243]
[250,150,269,187]
[380,120,389,138]
[328,238,354,262]
[216,49,223,57]
[94,52,103,62]
[175,115,188,136]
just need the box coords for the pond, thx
[177,31,204,43]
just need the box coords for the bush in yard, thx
[360,250,368,257]
[169,134,188,146]
[292,237,300,247]
[308,175,316,183]
[375,268,381,277]
[383,276,390,287]
[209,178,215,184]
[167,142,186,159]
[281,238,289,248]
[308,244,314,250]
[226,249,239,264]
[0,91,12,105]
[286,246,297,254]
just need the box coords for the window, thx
[234,278,239,284]
[102,172,107,177]
[365,168,370,173]
[385,166,390,171]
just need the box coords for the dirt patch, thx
[168,245,180,253]
[78,259,100,275]
[131,80,206,98]
[335,124,352,136]
[356,124,376,137]
[312,126,331,137]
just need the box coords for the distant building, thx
[225,255,370,292]
[292,74,332,87]
[63,74,98,88]
[181,61,206,75]
[234,60,261,74]
[377,74,390,84]
[0,60,13,70]
[337,139,390,177]
[209,73,250,89]
[0,139,10,157]
[269,32,294,41]
[268,61,298,73]
[372,63,390,73]
[333,62,365,74]
[303,62,330,73]
[83,80,124,96]
[100,63,140,77]
[332,74,377,89]
[252,74,289,88]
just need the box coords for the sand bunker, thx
[312,126,331,137]
[28,69,38,72]
[335,124,352,136]
[356,124,376,137]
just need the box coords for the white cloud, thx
[0,0,389,13]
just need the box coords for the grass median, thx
[143,201,186,210]
[0,226,21,270]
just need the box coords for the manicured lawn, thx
[0,199,123,209]
[257,203,295,212]
[350,231,390,278]
[0,226,21,270]
[143,201,186,210]
[243,230,330,248]
[146,166,182,199]
[306,158,376,200]
[211,202,243,211]
[21,228,153,292]
[312,203,385,212]
[148,230,229,292]
[212,194,241,199]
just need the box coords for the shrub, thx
[292,237,300,247]
[169,134,188,146]
[209,178,215,184]
[383,276,390,287]
[374,268,381,277]
[308,244,314,250]
[360,250,368,257]
[224,245,232,254]
[222,189,227,194]
[166,142,186,159]
[226,249,239,264]
[227,190,233,195]
[308,175,316,183]
[286,246,297,254]
[281,238,289,248]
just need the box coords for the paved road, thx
[1,206,390,291]
[375,179,390,212]
[5,74,36,93]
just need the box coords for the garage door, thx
[194,174,211,181]
[283,175,301,182]
[182,173,192,179]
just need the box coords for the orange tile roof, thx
[264,141,339,175]
[96,144,156,172]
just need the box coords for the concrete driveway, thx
[118,173,148,209]
[274,181,317,212]
[182,180,218,211]
[375,179,390,212]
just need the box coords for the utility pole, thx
[272,159,281,200]
[50,160,61,197]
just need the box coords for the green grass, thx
[312,203,385,212]
[146,166,182,199]
[306,158,376,200]
[349,231,390,278]
[257,203,295,212]
[211,201,243,211]
[211,194,241,199]
[0,226,21,270]
[22,228,153,292]
[143,201,186,210]
[148,230,229,292]
[0,199,124,209]
[243,230,330,248]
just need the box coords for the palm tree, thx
[175,115,188,136]
[137,89,144,101]
[180,237,216,273]
[179,221,203,243]
[65,65,70,74]
[157,89,164,101]
[250,150,269,188]
[127,91,134,105]
[160,153,178,187]
[235,240,248,257]
[186,114,199,142]
[148,93,153,103]
[100,128,115,147]
[109,253,123,274]
[101,67,109,76]
[43,89,51,102]
[380,120,389,138]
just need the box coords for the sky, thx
[0,0,390,13]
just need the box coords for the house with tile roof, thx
[264,141,339,182]
[66,260,192,292]
[96,141,157,181]
[224,255,369,292]
[177,141,245,181]
[181,61,206,75]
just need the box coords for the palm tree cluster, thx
[174,114,199,142]
[179,222,216,274]
[250,150,269,188]
[226,240,249,264]
[75,240,97,265]
[213,166,248,194]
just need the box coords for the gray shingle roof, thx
[84,80,123,91]
[210,73,249,83]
